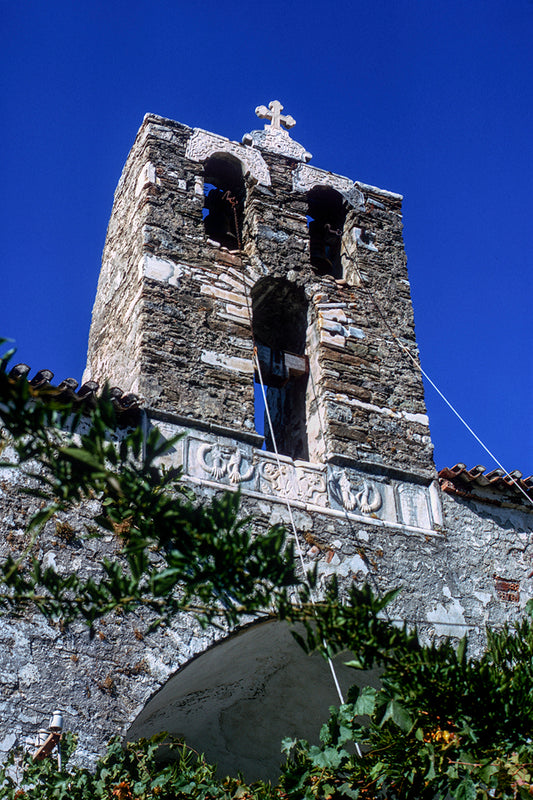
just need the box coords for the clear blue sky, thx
[1,0,532,476]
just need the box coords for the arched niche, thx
[125,619,379,782]
[307,186,347,278]
[203,152,246,249]
[251,279,309,460]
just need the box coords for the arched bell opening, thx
[124,618,379,782]
[251,279,309,460]
[203,153,246,249]
[307,186,347,279]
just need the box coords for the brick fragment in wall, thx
[319,331,346,348]
[218,310,251,327]
[322,380,372,403]
[200,285,247,306]
[200,351,254,375]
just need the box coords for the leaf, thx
[309,745,344,769]
[290,629,310,654]
[59,446,104,469]
[353,686,378,717]
[376,586,401,611]
[381,699,413,732]
[454,777,476,800]
[344,658,365,670]
[478,763,498,783]
[281,737,298,755]
[339,783,359,799]
[27,503,58,532]
[457,635,467,664]
[425,758,436,781]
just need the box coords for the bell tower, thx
[85,102,442,532]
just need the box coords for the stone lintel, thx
[147,408,265,448]
[355,181,403,202]
[325,451,436,486]
[292,163,364,209]
[186,129,272,187]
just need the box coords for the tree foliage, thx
[1,341,532,800]
[0,342,297,630]
[0,732,286,800]
[282,583,533,799]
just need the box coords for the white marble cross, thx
[255,100,296,131]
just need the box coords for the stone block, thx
[200,350,254,375]
[319,331,346,348]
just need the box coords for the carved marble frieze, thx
[257,455,328,507]
[396,484,432,530]
[328,469,383,514]
[154,427,443,534]
[186,129,271,187]
[242,128,312,163]
[292,164,365,209]
[197,442,255,484]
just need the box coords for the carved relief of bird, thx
[356,480,382,514]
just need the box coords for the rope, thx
[255,355,356,726]
[228,192,351,715]
[307,367,394,626]
[224,187,531,745]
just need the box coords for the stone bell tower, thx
[85,101,441,533]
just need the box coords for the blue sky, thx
[1,0,532,476]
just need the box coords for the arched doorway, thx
[125,619,379,781]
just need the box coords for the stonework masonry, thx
[84,113,434,476]
[1,107,532,780]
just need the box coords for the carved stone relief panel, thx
[150,424,440,534]
[295,463,328,507]
[242,128,312,163]
[186,129,271,187]
[328,469,385,517]
[187,437,256,488]
[396,484,432,530]
[258,455,297,499]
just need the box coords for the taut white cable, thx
[254,351,355,722]
[349,244,533,509]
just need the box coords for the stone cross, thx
[255,100,296,131]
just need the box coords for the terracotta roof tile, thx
[439,463,533,506]
[8,363,141,424]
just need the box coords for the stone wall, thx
[0,422,531,776]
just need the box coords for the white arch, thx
[186,128,271,187]
[292,163,364,209]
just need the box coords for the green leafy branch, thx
[0,343,297,631]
